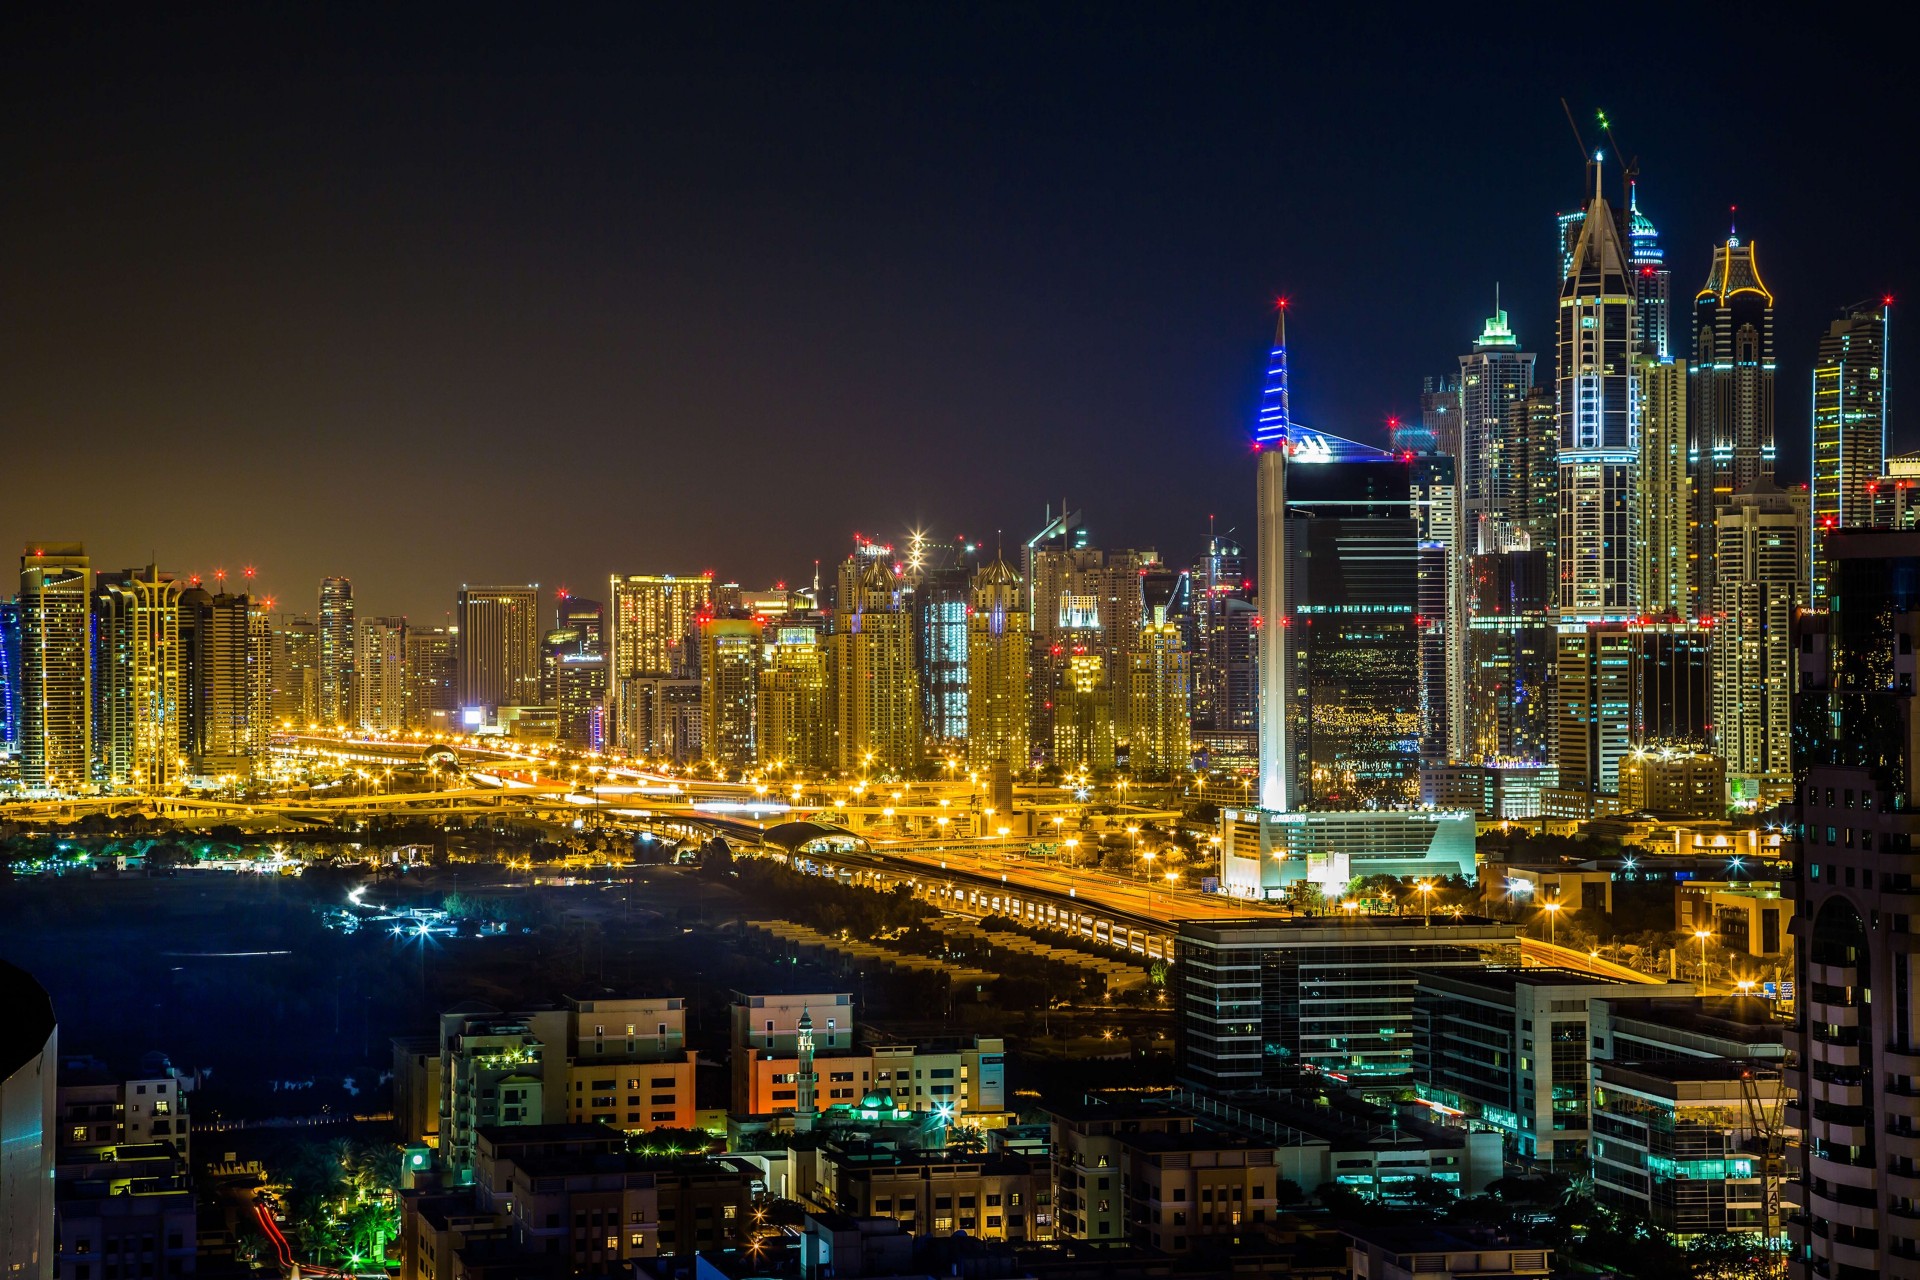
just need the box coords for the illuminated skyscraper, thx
[699,617,761,769]
[1458,302,1535,555]
[455,584,540,719]
[965,558,1028,772]
[1126,619,1191,774]
[184,590,261,776]
[1638,356,1690,617]
[557,595,604,654]
[1713,482,1806,808]
[1495,389,1558,556]
[758,623,832,770]
[1810,301,1892,606]
[1188,534,1255,745]
[1415,375,1460,458]
[0,599,20,754]
[318,576,354,726]
[609,573,714,747]
[1052,646,1114,773]
[356,616,407,733]
[19,543,91,791]
[1465,548,1555,763]
[1689,231,1775,605]
[248,599,274,757]
[1556,156,1640,620]
[275,615,319,726]
[553,650,606,748]
[1626,182,1671,361]
[1409,455,1464,763]
[93,568,183,789]
[402,625,454,732]
[1254,308,1291,812]
[833,557,920,774]
[1553,625,1634,799]
[913,564,969,748]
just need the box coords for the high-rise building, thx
[557,595,604,654]
[1556,157,1640,620]
[356,616,408,733]
[913,564,969,748]
[274,616,319,727]
[1689,231,1775,605]
[1638,356,1691,616]
[1712,483,1805,808]
[698,617,761,770]
[1458,303,1535,555]
[1553,624,1635,798]
[1631,621,1712,746]
[318,576,355,726]
[455,585,540,719]
[1787,528,1920,1280]
[1810,301,1893,606]
[1495,389,1558,557]
[184,591,261,776]
[1254,309,1292,813]
[1125,619,1190,774]
[1188,533,1253,736]
[403,626,455,731]
[757,623,832,770]
[1465,549,1555,764]
[1053,645,1114,773]
[0,599,21,754]
[1416,374,1460,458]
[833,558,920,775]
[19,543,91,791]
[609,573,714,748]
[1410,455,1464,763]
[0,959,56,1280]
[965,558,1028,772]
[92,569,184,789]
[553,650,607,748]
[1626,181,1671,361]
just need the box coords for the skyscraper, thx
[1126,619,1191,774]
[1458,302,1535,555]
[402,625,455,732]
[1496,389,1559,556]
[0,599,21,754]
[1689,230,1775,603]
[965,558,1028,772]
[1712,482,1805,808]
[1638,356,1690,616]
[356,616,408,733]
[184,591,262,776]
[833,557,920,774]
[757,623,832,770]
[92,568,183,789]
[1409,455,1464,763]
[1810,301,1893,606]
[1255,308,1291,812]
[1556,157,1640,619]
[1553,625,1635,799]
[1052,646,1114,773]
[455,585,540,719]
[274,615,319,727]
[318,576,355,727]
[553,649,607,748]
[913,564,970,749]
[609,573,714,747]
[1465,548,1555,764]
[1188,533,1251,738]
[1626,182,1671,361]
[557,594,604,654]
[699,617,761,770]
[19,543,91,791]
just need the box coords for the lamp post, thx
[1694,928,1713,987]
[1415,879,1434,926]
[1541,899,1561,949]
[1141,848,1158,913]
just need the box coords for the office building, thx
[698,617,760,769]
[53,1142,196,1280]
[1218,807,1475,897]
[19,544,91,791]
[1690,231,1776,604]
[1052,646,1114,773]
[1417,373,1461,457]
[455,585,540,720]
[1810,302,1893,606]
[557,594,604,655]
[609,573,714,749]
[1554,625,1634,798]
[620,677,702,763]
[1713,483,1806,808]
[1556,157,1640,619]
[357,616,407,733]
[1412,968,1690,1169]
[179,590,262,776]
[403,625,455,731]
[1173,917,1517,1091]
[1465,549,1555,764]
[1789,529,1920,1280]
[318,575,354,726]
[1,961,56,1280]
[1496,389,1559,557]
[1419,762,1555,820]
[913,564,969,748]
[1619,746,1726,817]
[0,599,21,754]
[553,650,606,748]
[833,558,920,775]
[1189,534,1255,739]
[1871,452,1920,530]
[965,558,1028,772]
[1633,620,1713,745]
[273,615,319,727]
[1126,619,1190,774]
[92,569,183,789]
[1639,356,1691,617]
[1459,303,1536,555]
[56,1066,191,1161]
[758,624,832,770]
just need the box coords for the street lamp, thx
[1540,899,1561,948]
[1693,928,1713,986]
[1141,848,1158,912]
[1415,879,1435,926]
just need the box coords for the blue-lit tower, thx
[1254,305,1291,812]
[0,597,19,753]
[1627,181,1670,361]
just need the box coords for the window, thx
[604,1236,618,1251]
[629,1234,643,1248]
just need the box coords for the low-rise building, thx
[53,1142,197,1280]
[1619,747,1727,818]
[55,1066,191,1163]
[793,1141,1047,1242]
[1348,1226,1553,1280]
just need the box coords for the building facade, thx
[965,559,1028,772]
[318,575,355,726]
[1810,302,1893,606]
[455,585,541,720]
[19,544,91,791]
[1689,233,1776,606]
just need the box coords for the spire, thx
[1253,300,1291,447]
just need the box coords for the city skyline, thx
[2,10,1912,620]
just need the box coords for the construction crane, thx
[1740,1062,1789,1275]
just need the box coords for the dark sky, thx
[3,6,1912,622]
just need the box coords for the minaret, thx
[1255,303,1291,812]
[1556,151,1641,620]
[793,1006,818,1131]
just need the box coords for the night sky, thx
[3,7,1911,621]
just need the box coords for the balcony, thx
[1817,1079,1869,1110]
[1890,1046,1920,1078]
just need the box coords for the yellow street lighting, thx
[1540,898,1562,948]
[1693,928,1713,985]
